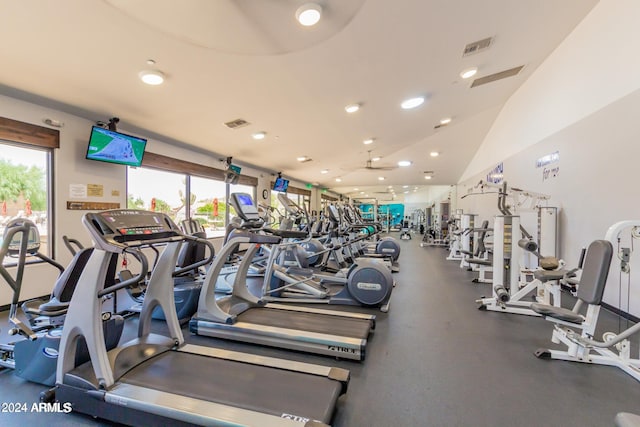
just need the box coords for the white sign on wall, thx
[69,184,87,199]
[486,162,504,184]
[536,151,560,181]
[536,151,559,168]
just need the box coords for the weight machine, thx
[475,182,564,316]
[421,204,450,247]
[445,209,464,260]
[533,221,640,383]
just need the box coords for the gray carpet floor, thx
[1,233,640,426]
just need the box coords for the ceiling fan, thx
[360,150,397,171]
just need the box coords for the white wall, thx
[461,0,640,182]
[457,0,640,316]
[458,88,640,316]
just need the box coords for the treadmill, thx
[190,193,376,361]
[54,209,349,426]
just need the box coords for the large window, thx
[321,193,338,215]
[270,186,311,229]
[190,176,227,236]
[127,167,187,223]
[127,162,256,238]
[0,141,51,264]
[0,142,51,260]
[0,118,58,265]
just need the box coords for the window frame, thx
[0,117,58,262]
[127,152,257,237]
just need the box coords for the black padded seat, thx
[533,269,568,282]
[531,303,583,324]
[28,298,69,315]
[615,412,640,427]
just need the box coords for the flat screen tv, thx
[85,126,147,167]
[223,163,242,184]
[273,177,289,192]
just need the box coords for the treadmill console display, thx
[230,193,260,221]
[87,210,180,244]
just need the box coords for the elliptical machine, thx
[263,203,395,312]
[0,219,124,386]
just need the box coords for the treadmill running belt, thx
[121,350,342,424]
[239,308,371,339]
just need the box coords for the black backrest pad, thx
[577,240,613,305]
[177,231,208,268]
[53,248,94,302]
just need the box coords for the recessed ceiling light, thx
[320,169,329,174]
[372,156,381,162]
[353,188,359,191]
[297,156,308,162]
[360,191,365,194]
[139,70,165,85]
[252,131,266,140]
[335,178,342,182]
[404,191,409,194]
[440,117,452,125]
[398,160,412,167]
[401,96,425,110]
[430,151,439,157]
[296,3,322,26]
[425,175,432,180]
[387,185,393,188]
[345,103,360,113]
[403,185,409,188]
[378,176,385,181]
[460,67,478,79]
[363,138,374,145]
[414,187,418,189]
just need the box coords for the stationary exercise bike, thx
[0,219,125,385]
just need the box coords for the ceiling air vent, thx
[224,118,250,129]
[462,37,493,57]
[471,65,524,88]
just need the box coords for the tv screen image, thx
[86,126,147,167]
[236,193,253,206]
[273,177,289,192]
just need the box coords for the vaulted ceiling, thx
[0,0,598,199]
